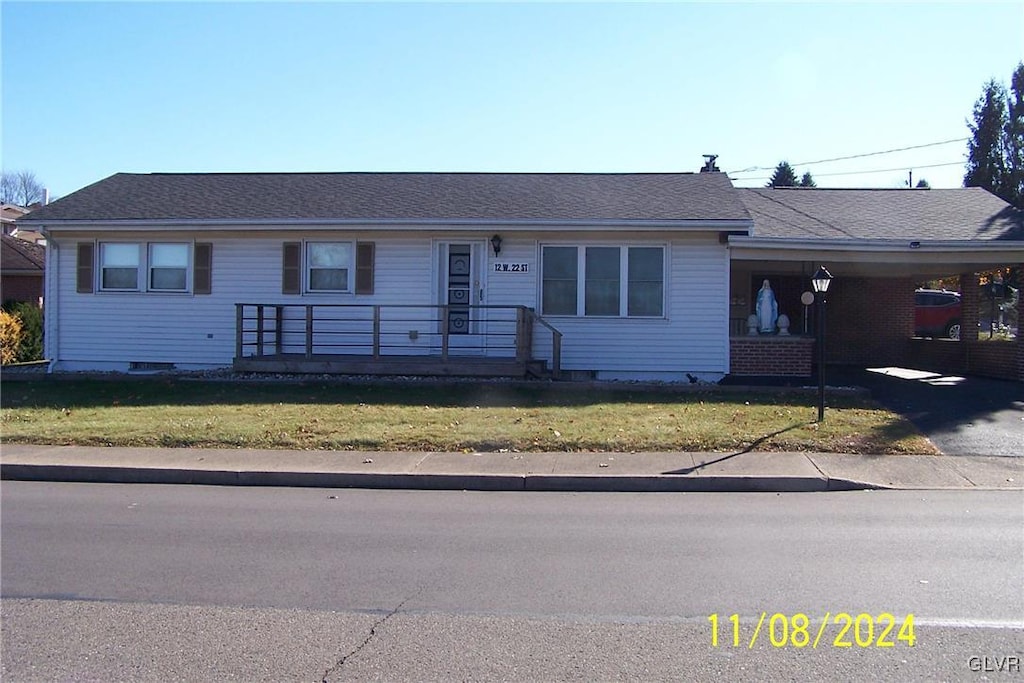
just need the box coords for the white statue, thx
[756,279,778,334]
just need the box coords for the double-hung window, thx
[541,245,664,318]
[307,242,352,292]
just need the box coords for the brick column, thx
[959,272,980,343]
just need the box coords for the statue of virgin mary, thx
[756,279,778,334]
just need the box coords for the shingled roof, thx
[1,234,45,272]
[740,187,1023,242]
[21,172,750,224]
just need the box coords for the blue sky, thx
[2,1,1022,198]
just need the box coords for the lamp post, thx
[811,266,833,422]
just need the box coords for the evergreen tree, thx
[799,171,816,187]
[766,161,799,187]
[1004,63,1024,208]
[964,79,1009,201]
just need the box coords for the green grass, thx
[0,378,938,455]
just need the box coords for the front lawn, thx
[0,378,937,455]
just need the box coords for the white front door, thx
[438,241,487,354]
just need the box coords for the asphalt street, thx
[3,482,1022,681]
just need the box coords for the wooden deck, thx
[233,354,551,378]
[233,303,562,379]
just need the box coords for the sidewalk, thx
[1,444,1020,492]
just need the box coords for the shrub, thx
[0,310,24,365]
[4,302,44,361]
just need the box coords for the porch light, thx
[490,234,503,257]
[811,266,833,293]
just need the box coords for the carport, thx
[727,187,1024,382]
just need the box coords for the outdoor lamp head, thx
[490,234,503,256]
[811,266,833,293]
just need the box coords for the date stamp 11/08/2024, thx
[708,613,916,649]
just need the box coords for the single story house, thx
[18,170,1024,382]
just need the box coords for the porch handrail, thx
[234,303,563,377]
[528,308,562,380]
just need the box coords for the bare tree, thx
[0,171,47,206]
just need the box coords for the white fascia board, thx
[728,236,1024,254]
[35,218,754,233]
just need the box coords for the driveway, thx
[833,366,1024,457]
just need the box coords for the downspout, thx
[43,231,58,373]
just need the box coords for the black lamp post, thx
[811,266,833,422]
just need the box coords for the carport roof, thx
[740,187,1023,242]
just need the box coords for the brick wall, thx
[730,336,814,376]
[822,277,915,366]
[0,275,43,306]
[907,339,967,374]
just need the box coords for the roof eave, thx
[33,217,755,232]
[728,236,1024,252]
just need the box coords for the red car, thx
[914,289,961,340]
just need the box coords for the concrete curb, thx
[1,463,884,493]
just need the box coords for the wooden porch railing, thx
[235,303,561,378]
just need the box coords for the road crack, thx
[320,590,420,682]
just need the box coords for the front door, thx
[438,241,486,354]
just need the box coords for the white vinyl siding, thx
[49,230,730,380]
[531,236,728,379]
[52,234,435,370]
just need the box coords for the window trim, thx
[540,243,666,319]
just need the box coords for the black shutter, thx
[282,242,301,294]
[193,243,212,295]
[76,243,94,293]
[355,242,375,294]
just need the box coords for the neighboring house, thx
[2,204,45,245]
[17,172,1024,381]
[0,234,45,306]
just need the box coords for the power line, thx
[727,138,969,175]
[730,160,965,182]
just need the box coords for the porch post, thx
[256,306,265,357]
[440,305,449,360]
[235,304,244,359]
[275,305,284,354]
[373,305,381,359]
[305,305,313,359]
[515,307,531,363]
